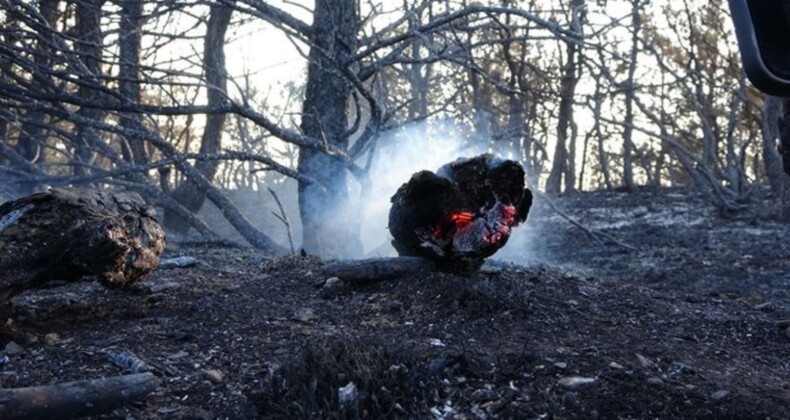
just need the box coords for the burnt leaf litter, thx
[1,187,789,419]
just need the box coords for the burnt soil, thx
[2,187,789,419]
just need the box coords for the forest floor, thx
[2,187,789,419]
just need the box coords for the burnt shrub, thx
[250,336,445,419]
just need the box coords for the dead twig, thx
[535,191,638,252]
[268,187,295,254]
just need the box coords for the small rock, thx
[427,355,447,374]
[107,350,152,373]
[635,353,652,369]
[609,362,624,369]
[157,407,180,415]
[168,350,189,360]
[293,308,316,324]
[387,300,403,312]
[338,382,358,407]
[479,264,502,274]
[557,376,596,389]
[324,277,341,288]
[159,256,198,269]
[44,333,60,346]
[4,341,23,356]
[429,338,446,347]
[711,390,730,400]
[647,377,663,385]
[148,282,180,294]
[667,361,695,378]
[203,369,224,383]
[554,362,567,369]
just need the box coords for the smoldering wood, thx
[322,257,437,282]
[0,188,165,299]
[388,154,532,272]
[0,372,160,420]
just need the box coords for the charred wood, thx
[389,154,532,272]
[322,256,437,282]
[0,188,165,299]
[0,373,160,420]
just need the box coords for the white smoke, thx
[354,121,481,256]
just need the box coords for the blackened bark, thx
[297,0,360,258]
[622,0,641,192]
[15,0,59,193]
[0,188,165,298]
[118,0,147,165]
[762,96,785,194]
[546,0,584,195]
[167,2,232,232]
[74,0,106,176]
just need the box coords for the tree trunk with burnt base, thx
[297,0,361,258]
[389,154,532,272]
[166,2,232,233]
[0,188,165,299]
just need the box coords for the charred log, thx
[389,154,532,272]
[0,373,160,420]
[323,256,437,283]
[0,188,165,298]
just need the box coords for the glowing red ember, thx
[449,211,474,228]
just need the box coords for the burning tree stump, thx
[0,188,165,298]
[389,154,532,272]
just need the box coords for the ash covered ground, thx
[2,187,789,419]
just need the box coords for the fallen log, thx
[0,188,165,298]
[322,256,437,282]
[0,372,160,420]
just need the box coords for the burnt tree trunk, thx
[762,96,786,194]
[0,188,165,299]
[74,0,106,177]
[166,1,232,232]
[15,0,59,194]
[118,0,148,166]
[298,0,360,258]
[546,0,584,195]
[621,0,641,192]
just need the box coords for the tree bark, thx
[167,1,233,232]
[0,373,160,420]
[118,0,148,166]
[622,0,641,192]
[297,0,360,258]
[546,0,584,195]
[74,0,106,177]
[14,0,59,194]
[762,96,786,194]
[323,257,437,283]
